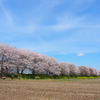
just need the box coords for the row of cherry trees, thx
[0,43,100,76]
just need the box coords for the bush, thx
[3,73,100,80]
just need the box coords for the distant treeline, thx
[0,43,100,76]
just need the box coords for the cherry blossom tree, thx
[0,43,100,77]
[59,62,70,75]
[92,68,99,76]
[68,63,80,76]
[88,67,99,76]
[30,54,61,76]
[78,66,90,76]
[98,70,100,76]
[0,43,10,73]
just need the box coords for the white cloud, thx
[77,53,85,56]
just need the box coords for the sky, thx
[0,0,100,70]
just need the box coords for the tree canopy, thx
[0,43,100,76]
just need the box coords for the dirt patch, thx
[0,79,100,100]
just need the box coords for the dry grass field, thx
[0,79,100,100]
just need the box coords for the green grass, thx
[20,74,100,80]
[1,73,100,80]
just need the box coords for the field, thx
[0,79,100,100]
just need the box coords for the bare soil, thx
[0,79,100,100]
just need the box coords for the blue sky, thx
[0,0,100,70]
